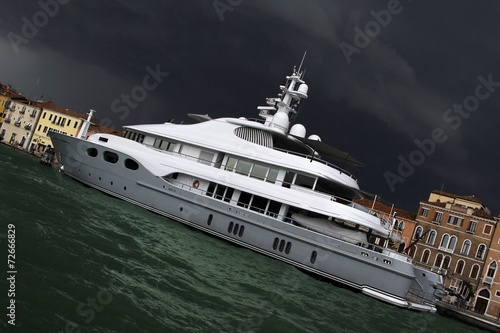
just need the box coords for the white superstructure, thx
[50,61,446,312]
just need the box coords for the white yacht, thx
[49,62,445,312]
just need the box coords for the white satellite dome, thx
[290,124,306,138]
[269,112,289,133]
[308,134,321,141]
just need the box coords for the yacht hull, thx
[50,131,443,312]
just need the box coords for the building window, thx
[483,225,493,235]
[426,230,436,245]
[433,212,442,223]
[67,120,71,127]
[467,221,477,233]
[414,226,423,240]
[420,208,429,217]
[460,240,471,255]
[434,254,443,267]
[476,244,486,259]
[42,112,46,119]
[470,264,480,279]
[455,260,465,275]
[487,261,497,278]
[439,234,457,253]
[49,114,53,121]
[447,215,463,226]
[421,249,430,264]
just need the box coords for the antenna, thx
[298,51,307,73]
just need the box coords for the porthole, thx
[233,224,240,236]
[110,181,113,186]
[228,221,234,233]
[238,225,245,237]
[124,158,139,170]
[87,148,98,157]
[273,238,279,250]
[180,207,183,212]
[103,151,119,163]
[123,186,127,191]
[285,242,292,254]
[279,239,285,252]
[207,214,213,226]
[310,251,317,264]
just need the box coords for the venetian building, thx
[410,190,496,314]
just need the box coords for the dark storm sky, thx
[1,0,499,214]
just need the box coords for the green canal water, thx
[0,144,487,332]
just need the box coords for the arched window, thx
[471,264,480,279]
[455,260,465,275]
[461,240,471,255]
[435,253,443,267]
[427,230,436,245]
[440,234,450,248]
[421,249,430,264]
[487,261,497,278]
[408,246,417,258]
[476,244,486,259]
[414,226,423,240]
[447,236,457,252]
[443,256,451,269]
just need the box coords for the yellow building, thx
[30,101,86,153]
[0,84,26,141]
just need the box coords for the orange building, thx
[355,198,418,253]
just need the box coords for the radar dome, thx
[269,112,289,133]
[297,83,308,98]
[308,134,321,141]
[290,124,306,138]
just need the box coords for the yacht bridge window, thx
[225,156,279,183]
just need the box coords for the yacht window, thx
[295,174,315,189]
[206,182,216,197]
[160,140,170,150]
[235,160,252,175]
[283,171,295,188]
[250,164,268,180]
[199,151,214,166]
[267,168,279,183]
[87,148,98,157]
[251,195,268,214]
[214,185,227,200]
[224,188,234,203]
[226,157,238,171]
[124,159,139,170]
[267,200,282,218]
[237,192,252,208]
[103,151,119,163]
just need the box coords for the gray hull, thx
[50,132,443,311]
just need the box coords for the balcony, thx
[431,266,448,275]
[483,276,494,286]
[4,118,11,123]
[450,204,467,213]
